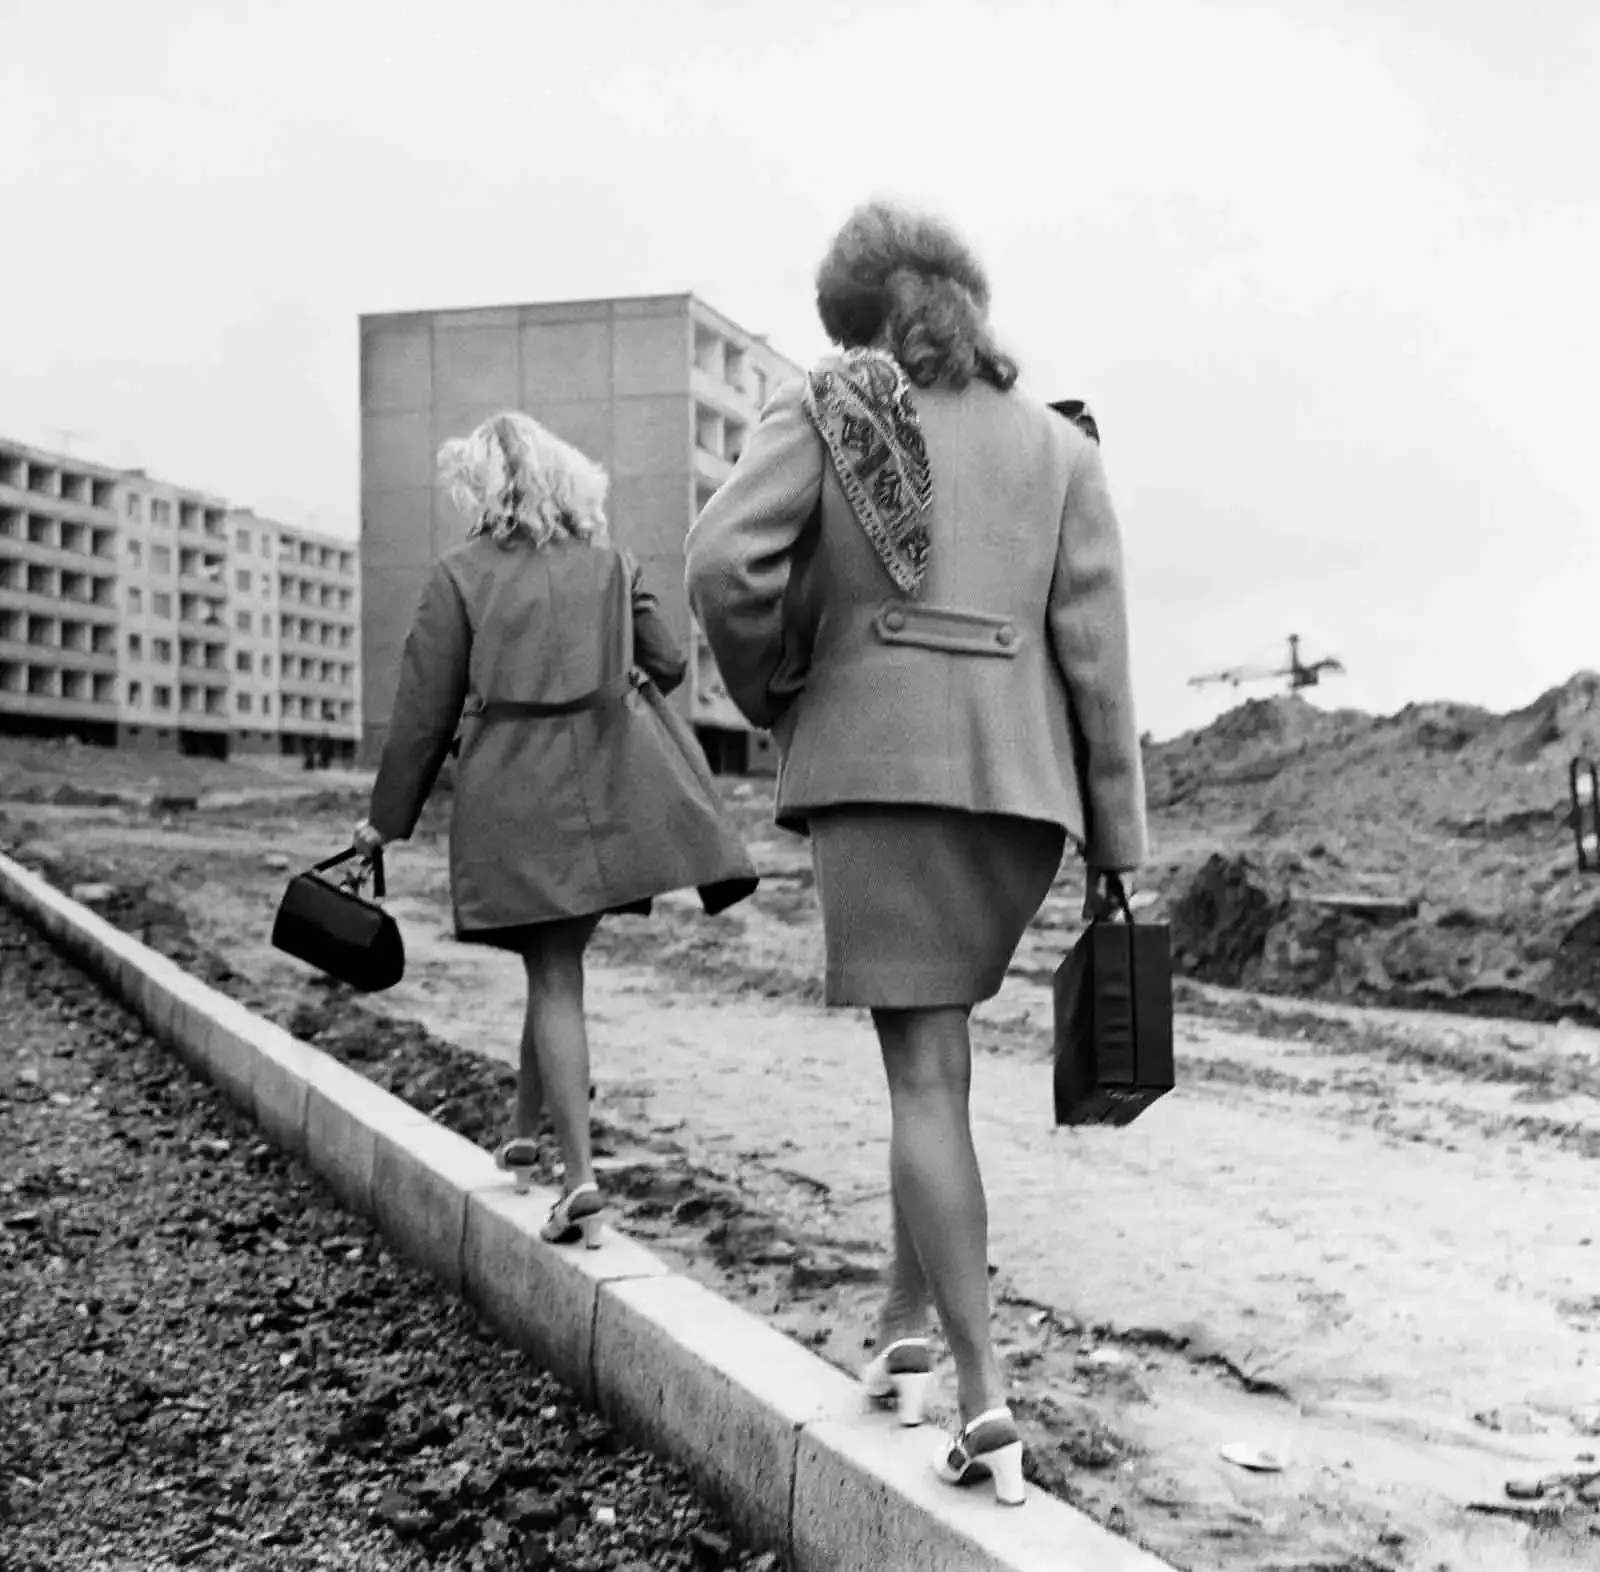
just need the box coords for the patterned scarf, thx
[802,348,933,596]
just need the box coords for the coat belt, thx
[464,667,642,722]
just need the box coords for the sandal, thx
[935,1406,1026,1506]
[860,1337,934,1426]
[494,1138,541,1194]
[540,1181,606,1248]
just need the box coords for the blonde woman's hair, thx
[438,411,610,549]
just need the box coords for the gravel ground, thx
[0,903,784,1572]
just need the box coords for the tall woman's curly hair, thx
[814,200,1020,392]
[437,412,610,550]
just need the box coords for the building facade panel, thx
[361,323,434,413]
[361,411,436,492]
[431,323,520,409]
[361,487,434,569]
[611,310,692,398]
[520,319,614,403]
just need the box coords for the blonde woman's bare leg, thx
[521,915,601,1190]
[872,1005,1006,1426]
[514,1013,545,1139]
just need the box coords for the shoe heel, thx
[987,1441,1026,1506]
[578,1213,606,1250]
[513,1168,533,1195]
[891,1370,932,1427]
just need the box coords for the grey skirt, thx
[808,806,1067,1009]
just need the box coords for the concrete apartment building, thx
[0,437,124,742]
[225,508,363,765]
[0,432,362,762]
[116,468,233,756]
[358,292,805,771]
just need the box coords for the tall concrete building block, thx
[358,295,802,772]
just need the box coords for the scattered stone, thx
[68,883,114,905]
[0,905,768,1571]
[1220,1442,1285,1473]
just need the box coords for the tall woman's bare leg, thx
[872,1005,1006,1425]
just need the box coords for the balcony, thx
[0,689,118,720]
[0,636,118,674]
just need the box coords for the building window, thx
[152,593,172,618]
[128,633,142,659]
[126,539,143,566]
[259,535,271,558]
[235,609,251,632]
[262,694,272,716]
[125,494,144,521]
[235,569,250,592]
[235,529,251,551]
[153,637,173,663]
[127,681,143,706]
[127,587,143,614]
[236,691,252,714]
[752,367,769,407]
[151,499,172,527]
[235,650,252,673]
[151,545,172,575]
[261,655,272,677]
[153,684,172,710]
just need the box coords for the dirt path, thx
[5,801,1600,1571]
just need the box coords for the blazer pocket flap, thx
[873,601,1023,657]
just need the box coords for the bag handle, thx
[1100,870,1134,924]
[1093,870,1141,1067]
[310,845,386,899]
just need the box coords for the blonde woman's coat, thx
[684,375,1148,871]
[368,538,758,934]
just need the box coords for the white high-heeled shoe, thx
[860,1337,934,1427]
[540,1181,606,1248]
[935,1407,1026,1506]
[494,1138,541,1194]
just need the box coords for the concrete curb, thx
[0,851,1176,1572]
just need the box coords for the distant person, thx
[352,413,758,1246]
[685,200,1148,1503]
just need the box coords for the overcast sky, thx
[2,0,1595,742]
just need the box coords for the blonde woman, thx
[354,413,758,1245]
[686,201,1148,1502]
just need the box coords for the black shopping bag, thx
[271,847,405,994]
[1053,873,1174,1126]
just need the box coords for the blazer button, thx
[884,609,907,632]
[996,624,1017,648]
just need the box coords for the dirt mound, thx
[1168,854,1288,986]
[1485,671,1600,765]
[1141,674,1600,1025]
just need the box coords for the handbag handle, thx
[1089,869,1134,925]
[311,845,386,899]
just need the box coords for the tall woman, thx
[685,201,1148,1503]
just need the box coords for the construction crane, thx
[1188,634,1345,693]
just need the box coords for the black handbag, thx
[1053,872,1174,1126]
[270,847,405,993]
